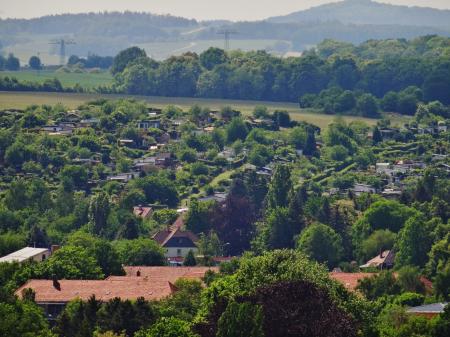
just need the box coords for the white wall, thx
[165,247,198,258]
[30,250,50,263]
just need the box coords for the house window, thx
[42,254,46,261]
[177,249,182,256]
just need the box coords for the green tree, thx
[29,56,42,70]
[89,192,110,236]
[396,266,425,294]
[185,199,213,234]
[396,214,433,268]
[289,126,307,149]
[356,271,401,300]
[114,238,165,266]
[226,117,248,143]
[111,46,147,74]
[199,47,227,70]
[65,231,124,276]
[304,127,317,156]
[435,262,450,300]
[136,317,198,337]
[372,126,382,144]
[266,164,292,209]
[361,229,396,261]
[356,93,379,117]
[5,53,20,71]
[266,207,296,249]
[4,179,28,210]
[135,176,179,207]
[426,233,450,277]
[381,91,399,112]
[297,223,344,268]
[217,302,263,337]
[159,278,203,321]
[196,250,368,336]
[59,165,89,190]
[183,250,197,266]
[39,246,104,279]
[0,299,53,337]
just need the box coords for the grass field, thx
[0,91,409,129]
[0,70,113,88]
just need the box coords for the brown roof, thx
[133,206,153,219]
[15,278,176,303]
[152,216,198,247]
[329,272,375,291]
[360,250,395,268]
[121,266,219,282]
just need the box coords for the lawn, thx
[0,91,408,129]
[0,70,113,88]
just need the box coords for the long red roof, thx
[15,266,219,303]
[15,278,175,303]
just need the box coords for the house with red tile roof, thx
[152,216,199,259]
[15,266,217,321]
[15,277,177,321]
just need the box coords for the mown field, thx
[0,91,409,129]
[0,70,113,88]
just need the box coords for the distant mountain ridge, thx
[267,0,450,28]
[1,3,450,63]
[0,12,197,37]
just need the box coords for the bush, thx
[394,292,425,307]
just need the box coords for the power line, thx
[49,39,76,65]
[217,29,238,51]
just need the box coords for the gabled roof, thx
[0,247,49,263]
[360,250,395,268]
[152,216,198,248]
[15,278,175,303]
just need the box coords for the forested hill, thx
[0,12,198,39]
[2,3,450,62]
[268,0,450,28]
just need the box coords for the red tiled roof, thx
[152,215,198,247]
[121,266,219,282]
[329,272,375,291]
[330,272,433,293]
[15,278,175,303]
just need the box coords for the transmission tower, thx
[49,39,76,65]
[217,29,238,50]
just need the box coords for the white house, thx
[152,216,198,258]
[0,247,50,264]
[376,163,391,174]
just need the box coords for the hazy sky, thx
[0,0,449,21]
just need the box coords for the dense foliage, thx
[0,88,448,336]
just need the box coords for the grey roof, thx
[0,247,49,263]
[407,303,448,314]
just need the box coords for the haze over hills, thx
[1,0,450,63]
[268,0,450,28]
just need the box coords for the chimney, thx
[379,250,384,258]
[52,277,61,291]
[51,245,60,254]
